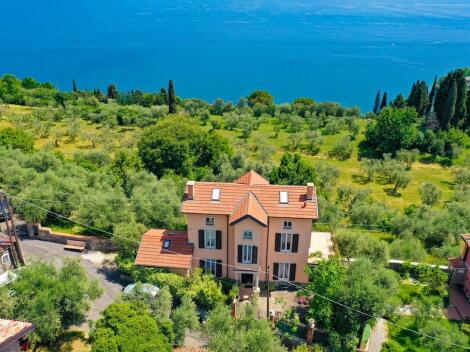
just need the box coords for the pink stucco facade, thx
[186,213,314,284]
[463,244,470,297]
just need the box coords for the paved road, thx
[368,318,388,352]
[19,237,125,331]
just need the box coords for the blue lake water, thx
[1,0,470,111]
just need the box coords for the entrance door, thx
[241,273,254,287]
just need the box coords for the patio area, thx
[308,231,335,264]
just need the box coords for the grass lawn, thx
[386,316,430,352]
[219,118,463,210]
[42,218,89,236]
[36,330,90,352]
[1,105,140,157]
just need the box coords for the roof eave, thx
[229,214,267,227]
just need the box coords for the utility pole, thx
[0,192,25,266]
[266,265,270,320]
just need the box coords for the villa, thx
[136,170,328,292]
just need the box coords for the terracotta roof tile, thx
[0,319,34,348]
[135,229,193,269]
[234,170,270,185]
[229,192,268,226]
[182,173,318,219]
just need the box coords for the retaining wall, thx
[28,223,116,252]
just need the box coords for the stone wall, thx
[29,224,116,252]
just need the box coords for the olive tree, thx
[418,182,441,206]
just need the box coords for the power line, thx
[6,192,470,350]
[2,182,395,233]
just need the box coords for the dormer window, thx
[205,217,215,226]
[163,240,171,250]
[212,188,220,201]
[279,191,288,204]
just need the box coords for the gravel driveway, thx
[19,237,125,331]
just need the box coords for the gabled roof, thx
[181,171,318,219]
[229,192,268,226]
[0,319,34,348]
[135,229,193,269]
[234,170,270,185]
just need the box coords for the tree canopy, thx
[90,301,172,352]
[204,301,286,352]
[269,153,316,185]
[302,258,398,351]
[5,259,102,344]
[365,107,419,155]
[0,127,34,152]
[137,116,230,179]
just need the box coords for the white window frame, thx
[163,240,171,249]
[242,245,253,264]
[205,217,215,226]
[279,191,288,204]
[280,233,293,253]
[204,258,217,276]
[283,220,292,230]
[278,263,291,280]
[204,229,216,249]
[243,230,253,240]
[212,188,220,201]
[1,253,11,266]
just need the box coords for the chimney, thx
[306,183,315,201]
[187,180,195,200]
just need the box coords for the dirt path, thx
[368,318,388,352]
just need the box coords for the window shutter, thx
[238,245,243,263]
[216,231,222,249]
[275,233,281,252]
[292,234,299,253]
[252,246,258,264]
[199,230,205,248]
[199,259,205,272]
[273,263,279,280]
[216,260,222,278]
[289,263,296,281]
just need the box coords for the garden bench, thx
[64,240,86,252]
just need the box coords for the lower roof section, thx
[135,229,193,269]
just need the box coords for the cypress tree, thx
[168,80,176,114]
[454,70,468,127]
[161,87,169,104]
[380,92,388,111]
[435,69,467,129]
[442,81,457,130]
[391,93,406,109]
[407,81,428,116]
[427,75,437,114]
[72,79,77,93]
[107,84,118,99]
[373,89,381,114]
[466,89,470,129]
[94,88,105,102]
